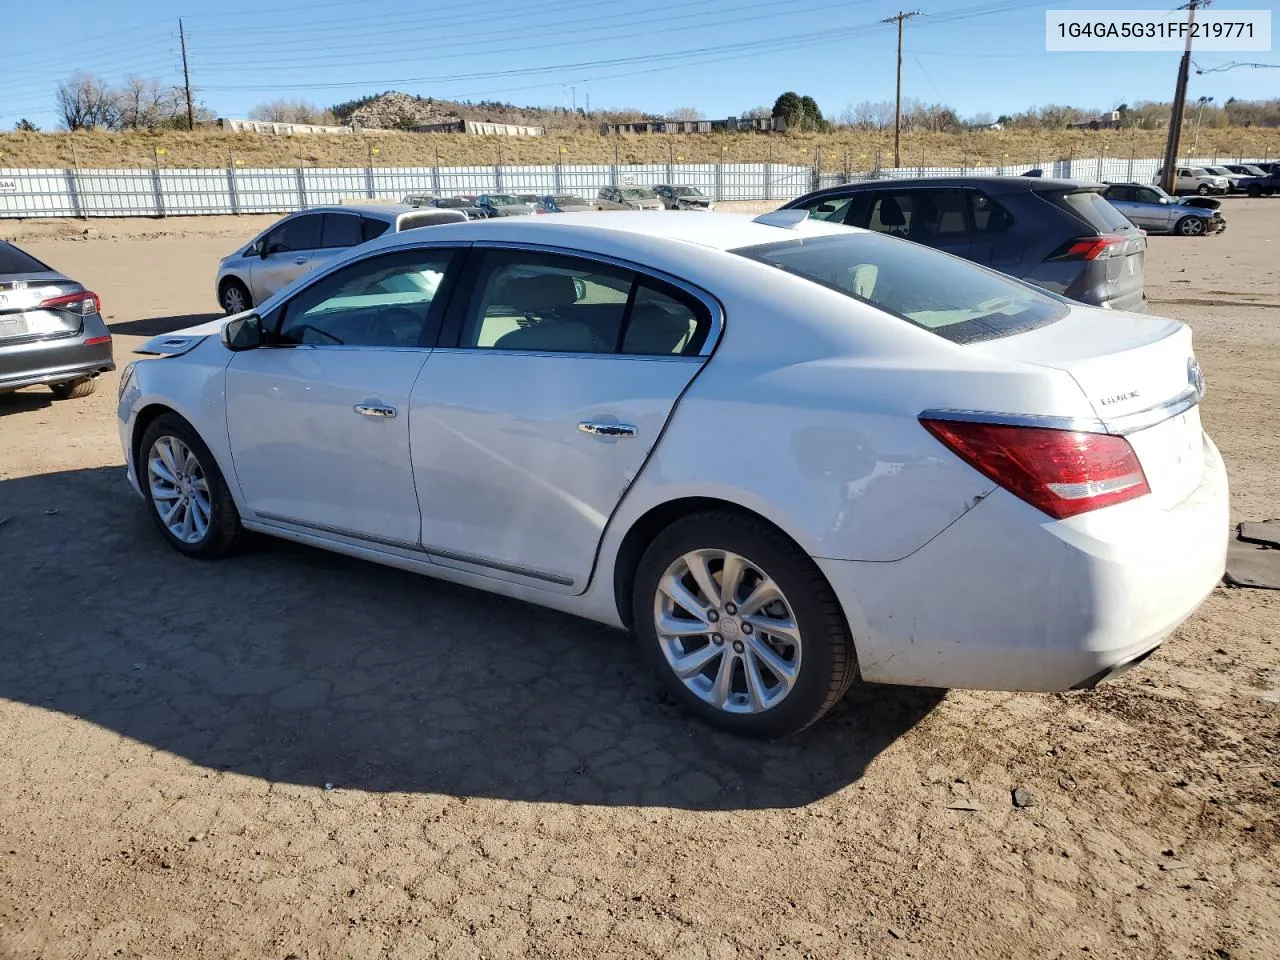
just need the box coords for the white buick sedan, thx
[118,212,1228,736]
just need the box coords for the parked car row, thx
[404,185,715,217]
[1101,183,1226,236]
[112,209,1227,735]
[1156,163,1280,197]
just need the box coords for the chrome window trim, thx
[921,388,1201,437]
[460,239,725,358]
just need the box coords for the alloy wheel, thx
[148,435,212,545]
[222,284,247,314]
[1180,217,1206,236]
[653,549,802,715]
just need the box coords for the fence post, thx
[1097,154,1104,181]
[1127,150,1134,182]
[227,154,241,215]
[666,142,674,186]
[67,140,85,219]
[553,161,563,194]
[812,147,821,192]
[295,166,306,210]
[365,143,375,199]
[714,161,723,201]
[151,167,165,218]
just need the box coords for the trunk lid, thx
[976,306,1205,508]
[0,272,85,343]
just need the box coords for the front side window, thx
[485,195,519,207]
[620,188,656,201]
[734,232,1066,345]
[1136,188,1165,204]
[800,194,853,223]
[264,214,322,255]
[461,250,711,355]
[674,187,703,197]
[276,248,455,348]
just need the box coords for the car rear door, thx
[225,246,461,546]
[310,212,363,273]
[852,189,973,261]
[409,246,719,593]
[250,213,323,302]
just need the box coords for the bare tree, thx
[56,72,119,130]
[839,100,896,130]
[667,106,705,121]
[741,105,772,119]
[117,76,177,130]
[965,111,995,128]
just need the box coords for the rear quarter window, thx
[1058,190,1133,233]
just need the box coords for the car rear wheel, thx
[1175,216,1206,237]
[139,414,242,558]
[219,278,251,315]
[1196,184,1210,196]
[49,377,97,399]
[632,511,857,737]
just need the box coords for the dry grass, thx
[1,127,1277,170]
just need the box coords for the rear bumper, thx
[819,433,1229,691]
[0,322,114,392]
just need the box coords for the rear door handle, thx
[579,421,637,438]
[354,402,397,419]
[293,257,308,265]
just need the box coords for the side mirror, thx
[572,278,586,301]
[221,313,262,351]
[816,202,836,213]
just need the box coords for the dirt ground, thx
[0,202,1277,960]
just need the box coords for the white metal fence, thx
[0,156,1269,219]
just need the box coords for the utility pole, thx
[179,18,195,131]
[1159,0,1210,193]
[1193,95,1213,151]
[882,10,919,168]
[571,85,577,114]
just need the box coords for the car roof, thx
[295,203,417,220]
[364,211,855,255]
[800,175,1100,196]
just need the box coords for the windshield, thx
[733,233,1067,345]
[554,195,582,205]
[435,197,468,208]
[486,195,520,206]
[1190,168,1212,177]
[674,187,703,197]
[620,188,656,200]
[1205,167,1231,176]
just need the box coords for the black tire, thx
[219,277,252,316]
[1196,184,1210,196]
[1174,216,1206,237]
[631,510,858,737]
[138,413,242,558]
[49,377,97,399]
[1247,186,1263,198]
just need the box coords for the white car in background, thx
[120,212,1227,736]
[214,204,466,315]
[1155,166,1231,196]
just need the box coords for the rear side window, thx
[1058,190,1133,233]
[361,218,390,242]
[0,241,50,274]
[733,232,1067,345]
[969,192,1014,233]
[320,213,362,249]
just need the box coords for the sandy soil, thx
[0,201,1277,960]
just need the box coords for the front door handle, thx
[354,402,397,419]
[579,421,637,438]
[293,256,308,265]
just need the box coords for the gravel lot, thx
[1,202,1277,960]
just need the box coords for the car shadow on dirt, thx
[0,467,945,811]
[0,390,54,415]
[107,312,222,337]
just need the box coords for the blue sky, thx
[2,0,1275,128]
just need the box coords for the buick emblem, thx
[1188,357,1205,400]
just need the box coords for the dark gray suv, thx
[782,176,1146,311]
[0,240,113,399]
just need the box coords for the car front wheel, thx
[1175,216,1207,237]
[1196,184,1210,195]
[139,414,242,558]
[632,511,857,737]
[219,278,251,315]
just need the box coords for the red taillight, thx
[1050,235,1128,261]
[920,418,1150,520]
[84,335,111,346]
[39,290,101,316]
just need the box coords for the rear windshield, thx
[395,212,459,231]
[733,232,1067,345]
[0,241,51,275]
[554,195,582,204]
[486,195,519,205]
[1059,190,1133,233]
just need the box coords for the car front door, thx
[1133,187,1177,230]
[249,213,323,303]
[226,246,461,546]
[410,246,718,592]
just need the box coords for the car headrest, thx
[500,274,578,312]
[878,197,906,227]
